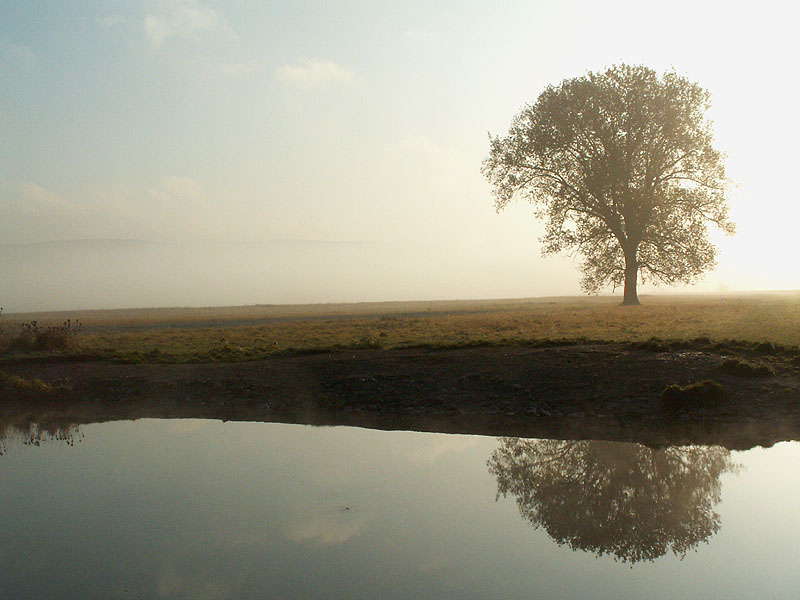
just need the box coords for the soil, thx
[4,343,800,450]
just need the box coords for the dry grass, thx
[2,293,799,363]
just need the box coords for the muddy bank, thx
[3,344,800,449]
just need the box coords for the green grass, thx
[2,293,799,364]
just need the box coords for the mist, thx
[3,233,794,313]
[1,239,587,312]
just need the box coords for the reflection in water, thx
[0,423,83,456]
[0,396,83,455]
[488,438,736,563]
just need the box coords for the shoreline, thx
[3,343,800,450]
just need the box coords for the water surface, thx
[1,420,799,599]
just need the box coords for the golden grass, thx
[3,293,800,362]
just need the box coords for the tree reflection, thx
[488,438,735,563]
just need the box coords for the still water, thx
[1,419,799,599]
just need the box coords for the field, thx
[3,292,800,448]
[3,292,800,363]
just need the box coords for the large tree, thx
[483,64,734,305]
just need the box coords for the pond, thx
[1,419,799,599]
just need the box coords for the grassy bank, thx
[2,293,799,363]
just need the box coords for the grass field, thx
[2,293,799,363]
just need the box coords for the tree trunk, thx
[622,249,640,306]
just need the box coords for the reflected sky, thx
[1,420,800,599]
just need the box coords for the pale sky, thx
[1,0,797,311]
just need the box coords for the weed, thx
[4,319,82,352]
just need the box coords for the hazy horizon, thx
[2,238,796,313]
[2,1,798,311]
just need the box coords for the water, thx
[1,419,799,599]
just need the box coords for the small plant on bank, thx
[0,370,71,401]
[354,334,382,349]
[717,358,775,378]
[633,337,670,352]
[662,380,727,412]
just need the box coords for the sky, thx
[1,0,798,311]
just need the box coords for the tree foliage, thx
[483,64,734,304]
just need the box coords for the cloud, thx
[404,436,480,464]
[148,175,207,204]
[0,176,220,244]
[203,60,257,79]
[404,28,447,47]
[156,563,234,600]
[396,135,462,165]
[96,14,124,28]
[0,39,36,72]
[0,181,89,243]
[274,59,357,88]
[15,181,58,203]
[285,510,368,547]
[7,181,67,212]
[144,1,232,48]
[391,135,474,187]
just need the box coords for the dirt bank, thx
[3,344,800,449]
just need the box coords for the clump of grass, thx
[4,319,82,352]
[717,357,775,378]
[354,334,382,349]
[755,341,776,354]
[662,380,727,412]
[0,371,71,401]
[633,337,670,352]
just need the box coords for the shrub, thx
[662,380,727,412]
[717,358,775,378]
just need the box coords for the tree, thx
[487,438,736,563]
[483,64,734,305]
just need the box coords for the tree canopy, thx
[483,64,734,304]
